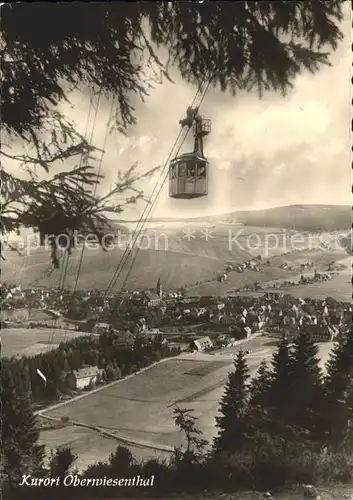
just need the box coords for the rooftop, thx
[73,366,102,379]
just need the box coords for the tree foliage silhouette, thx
[215,349,250,453]
[325,328,353,448]
[1,2,345,262]
[173,405,208,465]
[268,334,293,427]
[48,447,77,478]
[249,359,272,409]
[1,359,44,484]
[289,332,326,444]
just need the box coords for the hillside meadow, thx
[1,328,88,358]
[2,222,349,294]
[39,337,335,471]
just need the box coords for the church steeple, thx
[156,277,162,298]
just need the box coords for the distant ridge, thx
[117,204,351,231]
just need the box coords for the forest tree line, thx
[3,331,180,404]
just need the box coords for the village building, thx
[92,322,112,335]
[218,314,234,325]
[161,323,206,334]
[147,293,162,307]
[190,336,213,352]
[69,366,104,390]
[310,325,338,342]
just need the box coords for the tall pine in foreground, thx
[1,359,44,484]
[249,360,272,409]
[325,327,353,448]
[289,332,326,445]
[214,350,250,453]
[246,360,274,445]
[268,334,293,429]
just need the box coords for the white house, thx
[190,336,213,352]
[72,366,103,389]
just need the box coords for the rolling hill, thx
[2,237,349,297]
[1,246,232,291]
[2,204,350,294]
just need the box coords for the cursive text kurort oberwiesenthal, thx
[19,474,155,487]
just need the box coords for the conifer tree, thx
[246,359,274,444]
[268,334,293,424]
[49,448,77,478]
[289,332,326,445]
[214,349,250,453]
[324,328,353,447]
[1,360,44,484]
[249,359,272,408]
[109,446,135,476]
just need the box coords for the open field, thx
[40,336,335,469]
[44,357,234,447]
[1,328,90,358]
[1,308,54,322]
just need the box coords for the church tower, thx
[156,277,162,298]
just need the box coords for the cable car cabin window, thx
[170,164,176,179]
[197,165,206,177]
[186,164,196,177]
[178,162,186,177]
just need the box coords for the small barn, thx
[190,336,213,352]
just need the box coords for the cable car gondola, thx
[169,107,211,199]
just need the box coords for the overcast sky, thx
[10,4,352,222]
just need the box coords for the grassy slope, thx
[1,236,253,290]
[187,249,349,297]
[2,205,350,293]
[1,328,87,358]
[2,244,348,295]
